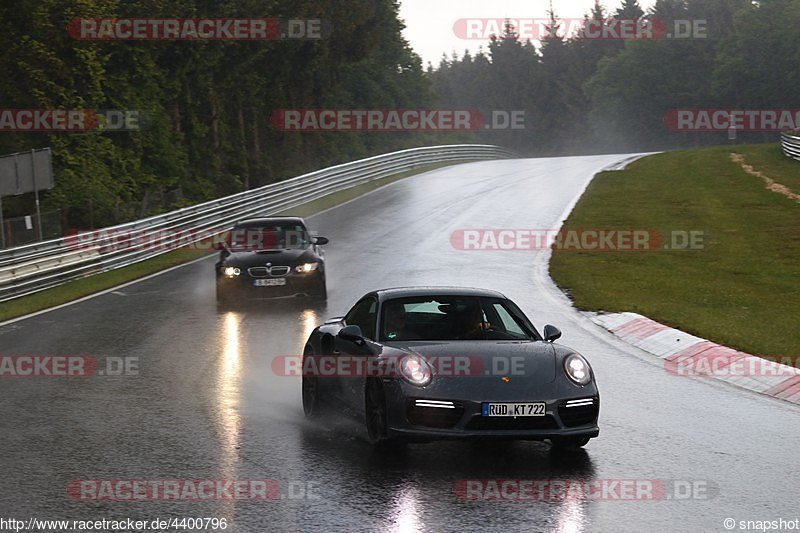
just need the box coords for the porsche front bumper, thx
[382,378,599,441]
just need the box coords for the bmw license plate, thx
[482,402,545,417]
[253,278,286,287]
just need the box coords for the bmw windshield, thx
[228,223,310,251]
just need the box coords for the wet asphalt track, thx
[1,156,799,533]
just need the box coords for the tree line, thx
[430,0,800,155]
[0,0,433,228]
[1,0,797,230]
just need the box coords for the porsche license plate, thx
[482,402,545,417]
[253,278,286,287]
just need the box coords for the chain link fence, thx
[1,209,61,248]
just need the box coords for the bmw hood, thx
[224,248,317,268]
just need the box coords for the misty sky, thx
[398,0,657,66]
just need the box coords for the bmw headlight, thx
[295,262,319,273]
[399,354,432,387]
[222,266,241,277]
[564,353,592,386]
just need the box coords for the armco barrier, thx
[780,131,800,161]
[0,145,514,302]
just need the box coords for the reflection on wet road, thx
[2,156,800,532]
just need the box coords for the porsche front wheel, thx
[365,379,396,447]
[302,348,323,418]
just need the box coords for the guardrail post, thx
[31,149,43,241]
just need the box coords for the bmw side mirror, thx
[543,325,562,343]
[212,236,231,257]
[313,236,329,245]
[339,325,365,344]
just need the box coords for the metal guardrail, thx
[0,144,514,302]
[781,132,800,161]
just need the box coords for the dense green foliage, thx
[3,0,799,230]
[430,0,798,154]
[0,0,432,228]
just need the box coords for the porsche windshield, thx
[229,224,309,251]
[380,296,537,342]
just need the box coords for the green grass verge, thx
[0,162,458,323]
[550,143,800,358]
[736,142,800,192]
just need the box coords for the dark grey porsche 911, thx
[302,287,599,449]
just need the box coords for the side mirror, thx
[212,234,231,251]
[543,324,562,343]
[214,240,230,258]
[313,236,329,245]
[339,324,364,344]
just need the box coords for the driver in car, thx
[460,305,492,340]
[384,305,420,340]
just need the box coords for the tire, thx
[302,347,323,418]
[312,276,327,301]
[365,379,388,444]
[364,379,404,448]
[550,436,590,450]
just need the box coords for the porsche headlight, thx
[222,266,241,277]
[399,354,432,387]
[295,262,319,273]
[564,353,591,386]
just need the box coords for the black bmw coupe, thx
[215,217,328,307]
